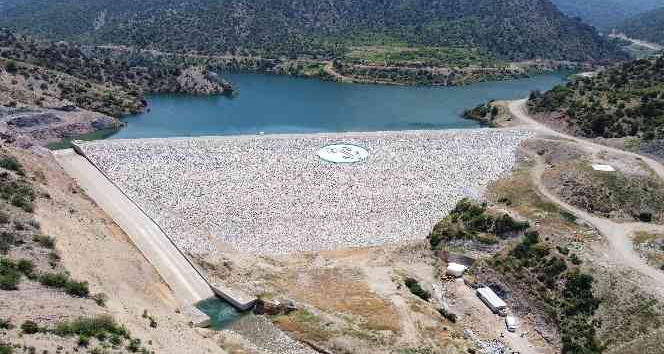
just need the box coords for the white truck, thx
[476,287,507,315]
[505,316,518,332]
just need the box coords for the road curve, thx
[53,149,215,305]
[509,100,664,296]
[509,99,664,181]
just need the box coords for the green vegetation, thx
[0,157,24,176]
[0,155,34,212]
[345,45,497,67]
[0,173,35,213]
[32,234,55,249]
[0,344,11,354]
[53,316,129,339]
[492,230,601,353]
[17,316,153,352]
[0,0,623,62]
[0,319,13,330]
[20,321,40,334]
[0,231,16,254]
[404,278,431,301]
[463,101,499,125]
[39,272,90,297]
[0,257,34,290]
[529,57,664,142]
[437,308,457,323]
[429,198,529,248]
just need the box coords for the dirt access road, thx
[509,100,664,297]
[608,33,664,51]
[53,149,215,305]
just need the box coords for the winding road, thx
[508,100,664,296]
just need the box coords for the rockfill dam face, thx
[77,129,531,256]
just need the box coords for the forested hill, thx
[528,57,664,149]
[0,0,623,63]
[549,0,664,30]
[618,7,664,45]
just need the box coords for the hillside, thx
[528,56,664,159]
[550,0,664,30]
[0,0,624,63]
[618,7,664,45]
[0,29,231,146]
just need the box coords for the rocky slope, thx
[0,29,233,146]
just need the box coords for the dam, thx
[73,129,530,256]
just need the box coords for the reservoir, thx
[110,72,569,139]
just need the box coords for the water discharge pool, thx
[110,72,569,139]
[196,297,244,329]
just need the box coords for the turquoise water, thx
[110,72,569,139]
[196,297,245,329]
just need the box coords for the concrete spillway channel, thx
[53,147,255,326]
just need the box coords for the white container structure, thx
[592,164,616,172]
[505,316,518,332]
[477,287,507,314]
[446,262,467,277]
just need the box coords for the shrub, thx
[0,232,16,254]
[570,254,583,265]
[20,321,40,334]
[639,212,653,223]
[0,344,12,354]
[77,335,90,347]
[0,318,13,330]
[53,316,129,339]
[65,280,90,297]
[0,211,9,224]
[0,157,23,175]
[0,258,21,290]
[39,272,68,288]
[32,235,55,249]
[437,308,457,323]
[39,272,90,297]
[127,338,141,352]
[404,278,431,301]
[16,259,34,277]
[110,334,123,346]
[429,198,529,248]
[5,61,17,74]
[92,293,108,307]
[557,245,570,255]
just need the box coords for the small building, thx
[446,262,467,277]
[592,164,616,172]
[477,287,507,314]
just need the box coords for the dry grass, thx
[633,231,663,244]
[273,309,334,342]
[632,231,664,269]
[488,157,578,234]
[277,267,401,335]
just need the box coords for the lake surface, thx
[110,72,569,139]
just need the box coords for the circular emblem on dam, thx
[317,144,369,163]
